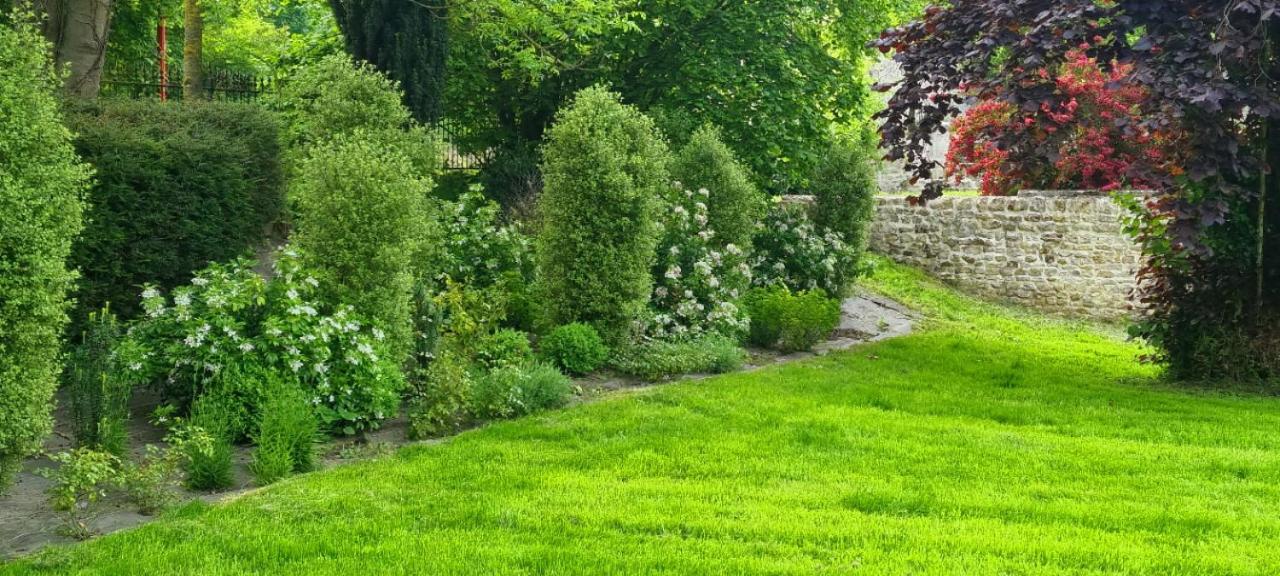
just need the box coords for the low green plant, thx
[539,323,610,376]
[407,348,472,440]
[745,287,841,353]
[475,329,535,371]
[250,385,319,486]
[611,335,745,381]
[40,448,119,539]
[469,363,573,420]
[179,395,237,491]
[117,445,182,515]
[65,306,130,457]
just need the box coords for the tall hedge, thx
[810,135,878,259]
[65,99,284,324]
[289,132,435,362]
[537,86,670,344]
[0,22,91,489]
[670,124,764,250]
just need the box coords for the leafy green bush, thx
[266,54,406,149]
[611,335,745,381]
[121,250,403,436]
[40,448,119,539]
[539,323,610,376]
[65,98,283,324]
[469,363,573,421]
[0,22,91,490]
[810,135,878,261]
[250,385,318,486]
[751,201,863,298]
[432,187,534,296]
[290,133,436,362]
[537,86,670,344]
[266,54,440,177]
[117,445,181,515]
[745,287,841,353]
[407,347,472,440]
[479,140,543,216]
[65,307,130,457]
[670,125,764,250]
[475,329,535,371]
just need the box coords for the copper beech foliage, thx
[874,0,1280,378]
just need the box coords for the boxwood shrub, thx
[745,286,841,353]
[65,98,284,325]
[537,86,670,344]
[0,22,91,489]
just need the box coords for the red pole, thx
[158,13,169,101]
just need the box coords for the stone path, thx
[0,291,915,560]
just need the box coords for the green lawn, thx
[7,258,1280,575]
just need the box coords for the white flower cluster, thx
[750,202,861,297]
[125,247,401,434]
[648,182,751,339]
[435,187,531,290]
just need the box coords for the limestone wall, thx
[868,193,1142,320]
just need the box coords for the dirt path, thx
[0,291,914,560]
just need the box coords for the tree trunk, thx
[183,0,203,100]
[36,0,114,98]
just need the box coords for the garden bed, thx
[0,291,913,560]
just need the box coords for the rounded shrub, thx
[475,329,535,371]
[266,54,441,179]
[469,363,572,421]
[670,125,764,250]
[266,54,411,151]
[0,22,91,489]
[539,323,610,376]
[537,86,670,344]
[745,286,842,353]
[289,133,436,362]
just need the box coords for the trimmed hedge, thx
[0,21,91,489]
[65,98,284,324]
[670,124,764,250]
[537,86,670,344]
[290,132,435,362]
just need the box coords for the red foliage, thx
[946,46,1171,195]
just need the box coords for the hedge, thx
[65,98,284,324]
[0,22,91,489]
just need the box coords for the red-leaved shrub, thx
[946,45,1172,195]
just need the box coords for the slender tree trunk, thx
[36,0,114,98]
[183,0,203,100]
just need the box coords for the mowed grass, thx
[7,258,1280,575]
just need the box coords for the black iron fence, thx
[101,64,275,102]
[100,64,484,170]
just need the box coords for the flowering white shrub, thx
[751,201,862,298]
[434,186,532,291]
[647,183,751,339]
[118,249,403,435]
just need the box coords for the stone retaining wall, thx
[868,194,1141,320]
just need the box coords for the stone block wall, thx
[867,194,1142,320]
